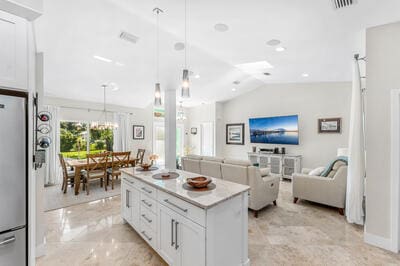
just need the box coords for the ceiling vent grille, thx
[119,31,139,44]
[332,0,356,9]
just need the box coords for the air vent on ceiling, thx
[332,0,357,9]
[119,31,139,44]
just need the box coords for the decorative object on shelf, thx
[37,124,52,134]
[252,146,257,153]
[152,172,179,180]
[190,127,197,135]
[177,101,187,120]
[226,123,245,145]
[149,154,159,165]
[133,125,145,139]
[153,7,163,106]
[318,117,341,133]
[91,83,119,130]
[139,162,153,171]
[281,147,286,154]
[34,94,53,169]
[186,176,212,188]
[180,0,190,98]
[37,111,52,122]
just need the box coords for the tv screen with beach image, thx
[249,115,299,145]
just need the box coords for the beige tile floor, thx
[37,181,400,266]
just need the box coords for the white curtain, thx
[43,105,61,185]
[113,113,129,151]
[346,59,366,225]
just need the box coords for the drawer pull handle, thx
[141,214,152,223]
[0,236,16,246]
[141,199,152,208]
[126,180,134,184]
[164,199,188,213]
[141,187,152,194]
[141,231,152,241]
[171,219,175,247]
[175,221,179,250]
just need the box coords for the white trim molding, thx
[390,89,400,253]
[364,232,394,251]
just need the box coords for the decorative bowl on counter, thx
[186,176,212,188]
[140,163,152,171]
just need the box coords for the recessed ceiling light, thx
[214,23,229,32]
[233,80,241,85]
[302,73,309,77]
[263,72,271,76]
[275,46,286,52]
[93,55,112,63]
[267,39,281,46]
[115,62,125,67]
[194,74,200,79]
[174,42,185,51]
[232,88,237,92]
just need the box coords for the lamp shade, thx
[154,83,162,106]
[181,69,190,98]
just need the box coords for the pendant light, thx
[153,7,163,106]
[181,0,190,98]
[91,83,118,130]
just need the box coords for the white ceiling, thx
[35,0,400,108]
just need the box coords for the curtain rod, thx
[48,104,134,115]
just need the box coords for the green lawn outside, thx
[61,150,106,159]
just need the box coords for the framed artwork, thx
[226,123,245,145]
[191,127,197,135]
[133,125,145,139]
[318,118,341,134]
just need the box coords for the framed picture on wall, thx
[226,123,245,145]
[190,127,197,135]
[318,118,341,133]
[133,125,145,139]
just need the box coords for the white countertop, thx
[121,167,250,209]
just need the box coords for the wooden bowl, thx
[141,164,151,171]
[186,176,212,188]
[161,173,170,178]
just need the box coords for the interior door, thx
[158,204,177,265]
[177,215,205,266]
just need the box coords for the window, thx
[60,120,114,159]
[200,122,214,156]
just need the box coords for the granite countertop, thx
[120,167,250,209]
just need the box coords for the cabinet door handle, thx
[164,199,188,213]
[126,179,134,185]
[141,231,152,241]
[141,187,152,194]
[141,214,152,223]
[0,236,15,246]
[175,221,179,250]
[171,219,175,247]
[126,190,130,208]
[141,199,152,208]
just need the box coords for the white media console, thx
[248,152,302,180]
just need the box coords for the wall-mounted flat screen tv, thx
[249,115,299,145]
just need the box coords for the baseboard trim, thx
[364,232,396,252]
[35,243,46,258]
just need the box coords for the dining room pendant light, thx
[153,7,163,106]
[181,0,190,98]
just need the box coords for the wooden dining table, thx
[66,156,139,195]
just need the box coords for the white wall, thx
[44,97,153,157]
[220,82,352,168]
[365,21,400,248]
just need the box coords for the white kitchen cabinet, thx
[121,179,140,229]
[0,10,27,89]
[158,204,177,265]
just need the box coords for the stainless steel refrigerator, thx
[0,89,27,266]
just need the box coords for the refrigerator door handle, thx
[0,235,16,246]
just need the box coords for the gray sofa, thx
[182,155,280,217]
[292,161,347,215]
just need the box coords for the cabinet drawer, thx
[158,190,205,227]
[140,220,156,249]
[140,192,157,214]
[140,205,157,232]
[139,183,156,198]
[123,175,139,189]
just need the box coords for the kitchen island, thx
[121,167,250,266]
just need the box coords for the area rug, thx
[44,180,121,211]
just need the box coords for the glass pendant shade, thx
[181,69,190,98]
[154,83,162,106]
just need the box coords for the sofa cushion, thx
[186,154,203,160]
[200,160,222,178]
[202,156,224,162]
[308,167,325,176]
[223,159,251,167]
[260,168,270,177]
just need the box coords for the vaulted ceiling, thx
[35,0,400,108]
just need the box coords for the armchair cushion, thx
[260,167,271,177]
[308,167,325,176]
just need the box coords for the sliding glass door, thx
[153,122,185,166]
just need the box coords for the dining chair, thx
[83,152,109,195]
[136,149,145,165]
[107,151,131,189]
[58,153,76,193]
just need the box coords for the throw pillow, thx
[260,168,271,177]
[308,167,325,176]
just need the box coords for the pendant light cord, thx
[184,0,187,68]
[156,9,159,82]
